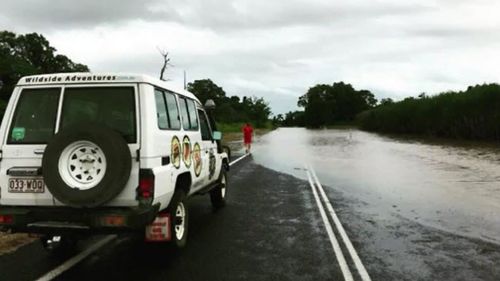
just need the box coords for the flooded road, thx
[252,128,500,279]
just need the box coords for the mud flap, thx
[145,213,171,242]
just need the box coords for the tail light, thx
[138,169,155,204]
[0,215,13,224]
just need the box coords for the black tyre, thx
[167,190,189,249]
[222,145,231,160]
[210,170,227,209]
[42,123,132,208]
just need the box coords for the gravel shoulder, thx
[0,232,35,255]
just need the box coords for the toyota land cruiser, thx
[0,73,229,252]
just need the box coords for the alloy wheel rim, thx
[221,175,227,198]
[175,202,186,240]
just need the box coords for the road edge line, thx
[229,153,249,167]
[309,166,372,281]
[36,235,116,281]
[306,168,354,281]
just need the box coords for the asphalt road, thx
[0,156,344,281]
[1,149,499,281]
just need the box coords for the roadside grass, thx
[0,231,36,255]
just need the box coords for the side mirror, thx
[212,131,222,141]
[205,99,216,110]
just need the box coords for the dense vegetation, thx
[188,79,272,130]
[277,82,377,128]
[358,84,500,140]
[0,31,89,103]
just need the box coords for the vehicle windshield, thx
[60,86,136,143]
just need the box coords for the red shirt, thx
[242,125,253,144]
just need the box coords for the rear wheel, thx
[210,171,227,209]
[167,190,189,249]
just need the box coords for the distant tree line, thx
[0,31,89,103]
[357,84,500,140]
[188,79,272,128]
[277,82,377,128]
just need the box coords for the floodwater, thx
[251,128,500,246]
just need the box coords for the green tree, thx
[188,79,272,128]
[379,98,394,106]
[0,31,89,100]
[298,82,377,127]
[187,79,226,106]
[357,84,500,140]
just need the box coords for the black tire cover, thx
[42,123,132,208]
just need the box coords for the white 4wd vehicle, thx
[0,73,229,251]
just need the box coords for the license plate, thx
[145,214,171,242]
[8,178,45,193]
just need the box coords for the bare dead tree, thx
[158,47,173,81]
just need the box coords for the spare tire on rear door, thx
[42,123,132,208]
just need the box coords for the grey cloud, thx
[0,0,165,29]
[0,0,429,31]
[2,0,499,114]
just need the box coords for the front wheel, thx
[210,171,227,209]
[167,190,189,249]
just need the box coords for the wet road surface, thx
[1,128,499,280]
[253,128,500,280]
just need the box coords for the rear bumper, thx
[0,204,160,234]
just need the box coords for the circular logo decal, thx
[171,136,181,169]
[182,136,192,168]
[193,143,202,177]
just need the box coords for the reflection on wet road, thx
[253,128,500,246]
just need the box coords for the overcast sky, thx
[1,0,500,114]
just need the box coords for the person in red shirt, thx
[242,123,254,154]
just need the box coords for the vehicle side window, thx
[154,90,169,129]
[198,109,212,141]
[8,88,60,144]
[179,97,199,131]
[179,97,191,130]
[186,99,199,130]
[164,91,181,130]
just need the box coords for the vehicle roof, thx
[16,72,200,102]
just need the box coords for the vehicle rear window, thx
[60,87,137,143]
[8,88,61,144]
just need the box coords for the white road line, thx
[229,153,249,167]
[36,235,116,281]
[309,166,372,281]
[306,169,354,281]
[36,154,248,281]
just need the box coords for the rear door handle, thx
[34,149,45,155]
